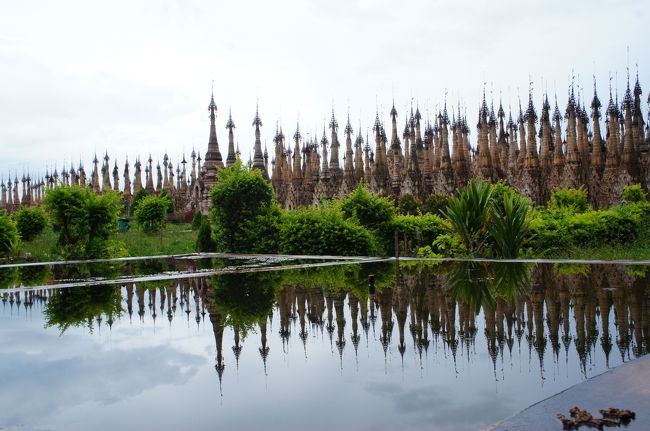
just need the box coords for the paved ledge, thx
[488,354,650,430]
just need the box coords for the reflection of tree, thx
[18,265,51,287]
[446,261,531,313]
[211,272,282,336]
[44,286,123,333]
[0,267,17,289]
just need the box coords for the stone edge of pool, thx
[486,354,650,430]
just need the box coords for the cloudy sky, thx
[0,0,647,180]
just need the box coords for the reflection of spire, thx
[232,326,243,370]
[259,320,270,375]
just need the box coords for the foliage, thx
[418,233,465,257]
[446,261,531,313]
[280,206,376,256]
[0,267,17,289]
[157,190,175,213]
[489,192,531,258]
[379,213,449,256]
[421,193,450,216]
[0,213,19,257]
[18,264,51,286]
[191,211,203,230]
[444,180,494,256]
[622,184,647,203]
[548,186,590,213]
[130,188,149,215]
[134,195,168,234]
[528,204,643,255]
[553,263,591,277]
[14,207,48,242]
[396,193,420,215]
[43,186,122,259]
[196,219,217,252]
[119,223,194,257]
[44,285,123,333]
[211,271,281,335]
[339,183,395,229]
[210,161,280,253]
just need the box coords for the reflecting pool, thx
[1,260,648,430]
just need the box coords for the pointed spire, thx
[344,112,353,136]
[226,107,235,130]
[252,102,262,127]
[329,108,338,131]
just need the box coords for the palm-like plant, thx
[489,193,531,258]
[444,180,493,257]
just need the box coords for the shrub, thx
[280,207,376,256]
[196,219,217,252]
[379,214,448,255]
[622,184,647,203]
[397,193,420,215]
[210,161,280,252]
[191,211,203,231]
[14,207,48,241]
[130,189,149,215]
[444,180,493,256]
[0,213,19,257]
[421,194,450,216]
[339,183,395,229]
[43,186,121,259]
[489,192,531,258]
[134,195,168,234]
[548,186,590,213]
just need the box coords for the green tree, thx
[548,186,590,213]
[489,192,531,258]
[397,193,420,215]
[0,213,19,257]
[210,161,280,252]
[43,186,121,259]
[14,207,48,241]
[130,188,149,215]
[339,183,395,229]
[134,195,168,234]
[191,210,204,230]
[421,193,450,216]
[196,219,217,252]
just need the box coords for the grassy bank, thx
[19,223,195,262]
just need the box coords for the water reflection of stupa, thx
[3,262,648,392]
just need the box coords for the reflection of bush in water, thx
[0,267,17,289]
[211,272,283,336]
[554,263,591,277]
[44,286,123,333]
[446,261,531,313]
[280,262,396,298]
[18,265,51,287]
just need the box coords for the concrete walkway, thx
[489,354,649,430]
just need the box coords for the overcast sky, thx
[1,0,648,180]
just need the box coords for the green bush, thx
[134,195,168,234]
[421,194,450,216]
[379,214,448,255]
[280,207,376,256]
[527,204,643,254]
[622,184,647,203]
[210,161,280,253]
[43,186,121,259]
[396,193,420,215]
[14,207,48,241]
[548,186,590,213]
[489,192,531,258]
[191,211,203,230]
[444,180,494,256]
[196,219,216,252]
[0,213,19,257]
[339,183,395,229]
[130,189,148,215]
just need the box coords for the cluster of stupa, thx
[2,70,649,214]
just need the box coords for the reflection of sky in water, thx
[0,262,647,431]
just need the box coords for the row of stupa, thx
[1,70,649,213]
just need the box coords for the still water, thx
[1,259,648,431]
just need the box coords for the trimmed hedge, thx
[280,207,377,256]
